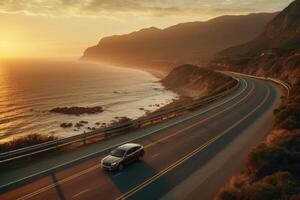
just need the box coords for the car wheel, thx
[118,164,124,171]
[138,155,143,161]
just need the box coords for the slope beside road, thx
[0,74,281,200]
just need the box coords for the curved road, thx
[0,75,281,200]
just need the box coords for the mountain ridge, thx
[213,0,300,85]
[82,12,277,73]
[219,0,300,57]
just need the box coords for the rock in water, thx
[60,123,73,128]
[50,106,103,115]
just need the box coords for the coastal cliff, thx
[82,13,276,73]
[162,64,237,99]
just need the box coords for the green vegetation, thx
[215,79,300,200]
[0,134,58,153]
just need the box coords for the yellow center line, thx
[72,189,89,198]
[16,80,254,200]
[115,86,270,200]
[16,165,99,200]
[143,83,254,149]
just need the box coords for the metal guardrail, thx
[222,71,291,97]
[266,77,291,97]
[0,78,240,164]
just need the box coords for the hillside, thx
[82,13,277,73]
[162,64,237,99]
[220,0,300,58]
[214,1,300,199]
[214,0,300,85]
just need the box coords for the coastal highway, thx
[0,75,281,200]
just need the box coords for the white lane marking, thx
[152,153,160,158]
[13,79,251,200]
[112,173,123,178]
[72,189,89,198]
[116,86,271,200]
[1,79,248,192]
[16,165,99,200]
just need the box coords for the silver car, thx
[101,143,144,171]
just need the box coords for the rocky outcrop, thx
[162,64,237,99]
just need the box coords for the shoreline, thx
[0,60,177,144]
[0,62,237,150]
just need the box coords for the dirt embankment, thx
[161,64,237,99]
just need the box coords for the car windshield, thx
[110,148,126,158]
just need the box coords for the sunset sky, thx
[0,0,293,58]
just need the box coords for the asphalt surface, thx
[0,75,281,200]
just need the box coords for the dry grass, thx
[215,80,300,200]
[0,134,58,153]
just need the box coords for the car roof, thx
[118,143,141,151]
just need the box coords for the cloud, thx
[0,0,294,17]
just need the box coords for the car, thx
[101,143,144,171]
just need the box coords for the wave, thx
[0,59,178,142]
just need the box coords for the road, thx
[0,75,281,200]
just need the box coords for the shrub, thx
[275,103,300,130]
[274,81,300,130]
[247,143,290,177]
[247,129,300,177]
[110,117,132,127]
[0,134,58,153]
[267,131,300,153]
[245,172,297,200]
[215,172,298,200]
[216,175,250,200]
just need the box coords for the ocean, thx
[0,59,178,142]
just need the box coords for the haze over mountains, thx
[82,12,277,73]
[220,0,300,57]
[214,0,300,85]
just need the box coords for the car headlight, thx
[111,162,118,166]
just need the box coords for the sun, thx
[0,34,28,58]
[0,40,16,58]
